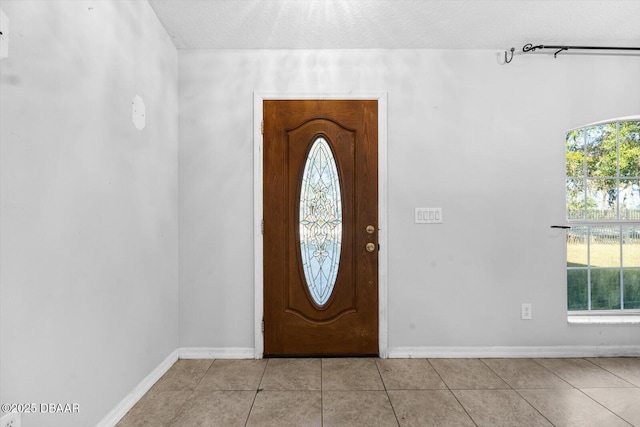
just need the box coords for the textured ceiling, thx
[148,0,640,50]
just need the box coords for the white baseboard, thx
[96,348,179,427]
[179,347,255,359]
[388,345,640,358]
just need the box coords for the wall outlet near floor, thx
[521,303,532,320]
[1,412,21,427]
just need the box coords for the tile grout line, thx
[479,358,557,427]
[573,387,636,427]
[427,358,479,427]
[243,358,269,427]
[373,359,401,427]
[572,359,639,427]
[510,388,557,427]
[583,357,639,387]
[528,358,574,389]
[528,354,639,422]
[164,358,216,427]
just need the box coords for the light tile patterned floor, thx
[116,357,640,426]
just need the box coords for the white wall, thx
[0,2,179,426]
[179,49,640,352]
[1,4,638,423]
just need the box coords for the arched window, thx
[566,117,640,312]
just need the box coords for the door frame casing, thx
[253,92,388,359]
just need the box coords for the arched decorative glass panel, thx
[299,137,342,306]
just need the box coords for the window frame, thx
[565,116,640,315]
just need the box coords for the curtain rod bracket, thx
[504,47,515,63]
[505,43,640,63]
[553,47,569,58]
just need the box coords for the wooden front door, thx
[263,99,378,357]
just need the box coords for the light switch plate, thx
[521,303,532,320]
[415,208,442,224]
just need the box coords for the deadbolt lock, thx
[366,225,375,234]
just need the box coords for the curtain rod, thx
[504,43,640,63]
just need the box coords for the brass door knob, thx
[366,243,376,252]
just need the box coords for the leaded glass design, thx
[299,137,342,306]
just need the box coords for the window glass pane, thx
[566,120,639,312]
[566,128,585,177]
[566,179,586,220]
[586,179,617,220]
[591,269,621,310]
[589,225,621,267]
[299,137,342,307]
[619,121,640,177]
[568,269,588,310]
[585,124,617,178]
[622,225,640,267]
[620,179,640,220]
[623,268,640,309]
[567,226,588,267]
